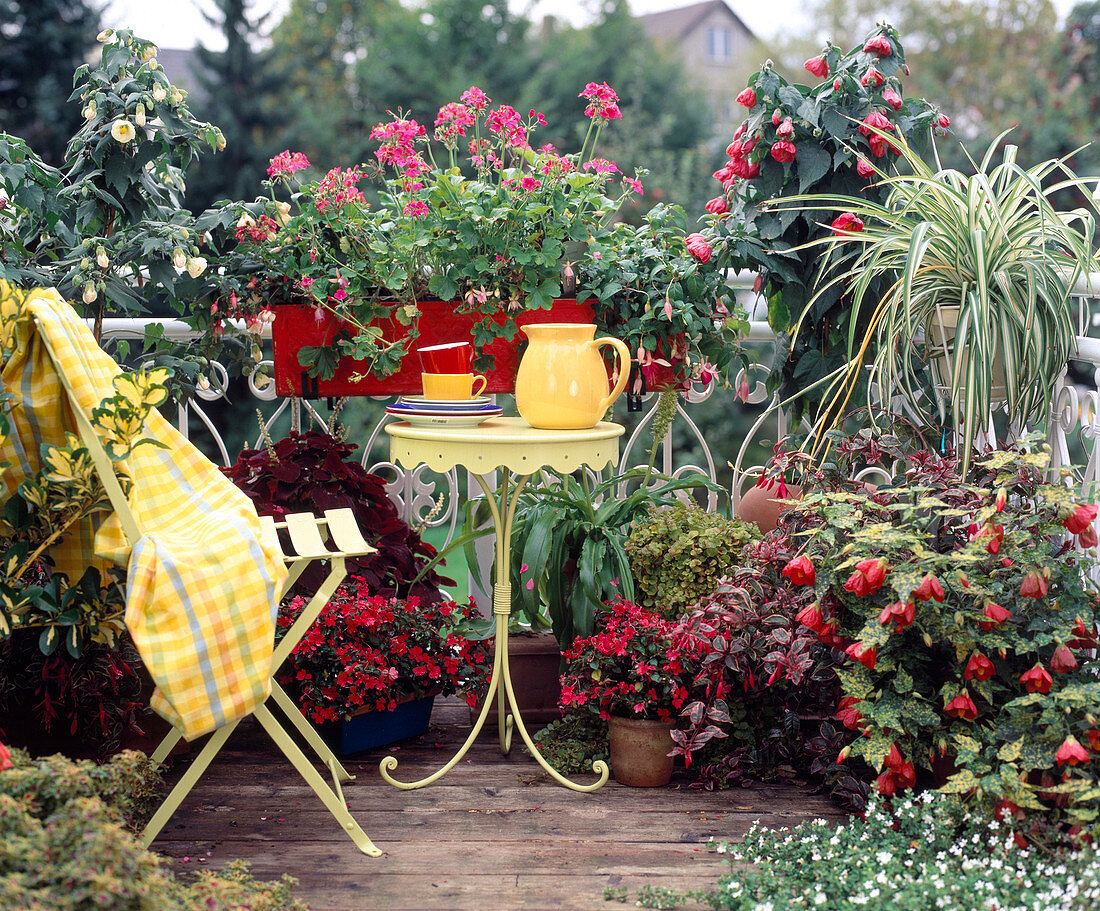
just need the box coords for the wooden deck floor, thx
[152,699,846,911]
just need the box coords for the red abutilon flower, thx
[858,111,894,136]
[770,140,797,162]
[831,212,864,235]
[0,740,10,772]
[795,601,825,632]
[856,156,876,178]
[878,599,915,630]
[844,558,888,596]
[833,77,842,91]
[913,574,945,603]
[804,55,829,77]
[1019,570,1049,599]
[1080,524,1099,548]
[736,86,757,107]
[1068,617,1099,651]
[1051,644,1078,674]
[1086,729,1100,752]
[1055,735,1090,766]
[979,601,1012,630]
[863,35,892,56]
[995,488,1007,512]
[684,233,713,264]
[874,769,898,796]
[1020,663,1053,694]
[965,651,995,681]
[836,696,864,731]
[783,556,816,586]
[771,109,783,125]
[704,196,730,215]
[1064,503,1098,535]
[776,118,794,139]
[937,113,951,129]
[945,689,978,721]
[844,641,877,670]
[882,88,903,111]
[861,67,885,88]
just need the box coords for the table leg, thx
[379,470,608,793]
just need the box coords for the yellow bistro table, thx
[380,416,624,792]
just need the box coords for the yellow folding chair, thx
[31,316,384,856]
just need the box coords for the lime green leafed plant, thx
[779,132,1099,474]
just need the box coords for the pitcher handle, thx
[591,336,632,420]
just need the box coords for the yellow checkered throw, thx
[1,285,286,739]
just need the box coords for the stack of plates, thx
[385,395,503,427]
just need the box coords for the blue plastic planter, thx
[321,694,437,756]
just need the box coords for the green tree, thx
[183,0,291,212]
[0,0,101,166]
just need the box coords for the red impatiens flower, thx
[1051,645,1078,674]
[878,599,915,630]
[783,556,816,586]
[770,140,797,162]
[863,35,893,56]
[1055,735,1090,766]
[1019,570,1049,599]
[1020,663,1053,694]
[979,601,1013,631]
[831,212,865,236]
[736,86,757,108]
[804,56,830,78]
[844,558,888,596]
[913,574,945,603]
[964,652,995,681]
[1064,503,1098,535]
[844,641,877,670]
[945,689,978,721]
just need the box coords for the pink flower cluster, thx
[314,165,367,212]
[267,149,310,177]
[486,104,529,149]
[579,81,621,122]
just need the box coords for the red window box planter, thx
[271,298,596,398]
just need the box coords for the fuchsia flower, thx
[770,140,796,162]
[1056,735,1090,766]
[783,556,816,586]
[685,233,713,263]
[736,86,757,108]
[831,212,864,236]
[804,56,829,78]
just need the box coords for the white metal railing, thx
[96,273,1100,547]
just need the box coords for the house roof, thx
[638,0,755,43]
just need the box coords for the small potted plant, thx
[277,579,491,754]
[557,597,709,786]
[203,83,646,396]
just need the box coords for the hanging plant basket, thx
[271,298,596,398]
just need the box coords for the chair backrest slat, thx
[323,508,377,557]
[283,511,333,559]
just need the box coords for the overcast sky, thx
[103,0,1080,50]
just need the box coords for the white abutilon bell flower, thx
[96,246,109,269]
[186,256,207,278]
[172,247,186,270]
[135,103,146,127]
[83,283,97,304]
[152,84,167,103]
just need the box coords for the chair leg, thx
[268,680,355,784]
[139,719,241,848]
[253,703,382,857]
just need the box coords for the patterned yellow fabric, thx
[0,284,286,739]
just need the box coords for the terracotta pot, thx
[735,483,803,533]
[472,631,563,726]
[608,715,674,787]
[271,298,596,397]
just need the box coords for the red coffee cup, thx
[417,342,473,373]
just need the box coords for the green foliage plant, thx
[528,713,609,776]
[504,467,722,649]
[788,438,1100,827]
[778,133,1100,475]
[578,202,750,390]
[698,23,943,420]
[0,745,307,910]
[663,793,1100,910]
[625,504,760,619]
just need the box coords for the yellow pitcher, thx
[515,323,631,429]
